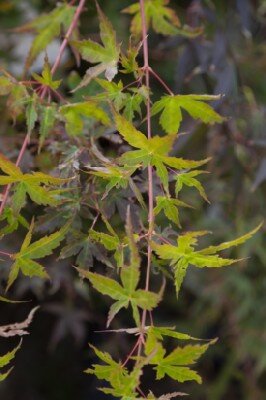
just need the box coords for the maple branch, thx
[149,67,174,96]
[0,0,86,216]
[139,0,154,347]
[52,0,86,75]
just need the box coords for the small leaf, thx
[16,4,76,69]
[152,94,225,134]
[154,196,192,227]
[123,0,181,37]
[71,4,119,89]
[32,56,61,90]
[175,170,209,202]
[153,224,260,296]
[60,101,110,136]
[76,269,126,301]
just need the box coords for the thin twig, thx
[149,67,174,96]
[138,0,154,355]
[122,337,141,367]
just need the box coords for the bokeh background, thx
[0,0,265,399]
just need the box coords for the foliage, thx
[0,0,264,399]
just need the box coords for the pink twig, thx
[149,67,174,96]
[138,0,154,357]
[122,337,141,367]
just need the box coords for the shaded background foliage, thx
[0,0,265,399]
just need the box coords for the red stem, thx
[149,67,174,96]
[139,0,154,349]
[122,337,141,367]
[0,0,86,215]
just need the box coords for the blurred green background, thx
[0,0,265,399]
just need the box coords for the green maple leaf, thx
[151,94,225,134]
[123,0,200,38]
[14,3,76,69]
[145,327,213,384]
[152,224,262,296]
[7,222,69,290]
[89,228,124,268]
[115,113,209,192]
[86,345,143,399]
[175,170,209,203]
[0,341,21,382]
[32,56,61,90]
[71,4,120,90]
[120,40,139,75]
[0,154,69,213]
[88,164,145,207]
[93,79,147,121]
[76,215,160,326]
[60,101,110,136]
[0,207,29,237]
[154,196,192,227]
[94,79,127,110]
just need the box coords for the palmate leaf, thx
[76,216,160,326]
[32,56,61,91]
[154,196,192,227]
[151,94,225,134]
[7,223,69,290]
[93,79,147,121]
[175,170,209,203]
[89,215,142,269]
[72,4,120,90]
[145,328,212,385]
[123,0,201,38]
[86,345,142,399]
[115,113,209,192]
[76,269,159,327]
[120,40,140,75]
[89,164,145,207]
[0,154,70,212]
[152,224,261,296]
[14,3,76,69]
[88,164,138,196]
[89,228,124,268]
[0,207,29,237]
[60,101,110,136]
[94,79,127,110]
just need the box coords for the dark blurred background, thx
[0,0,265,399]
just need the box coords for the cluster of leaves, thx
[0,0,263,398]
